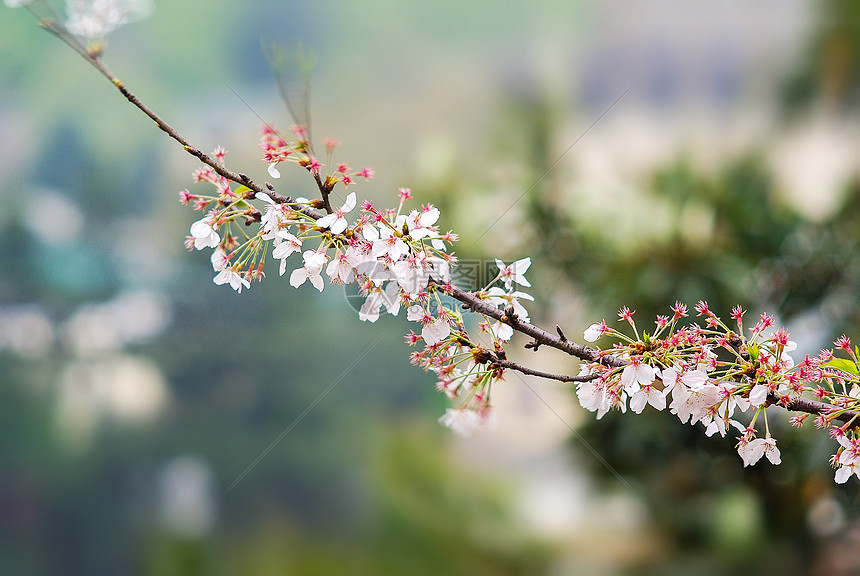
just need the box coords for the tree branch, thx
[491,359,597,383]
[444,284,623,368]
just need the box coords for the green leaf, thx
[824,358,860,377]
[747,343,759,361]
[234,185,252,197]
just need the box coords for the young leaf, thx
[824,358,860,377]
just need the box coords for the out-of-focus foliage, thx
[782,0,860,114]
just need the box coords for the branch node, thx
[556,325,567,341]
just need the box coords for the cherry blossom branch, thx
[447,284,860,431]
[14,1,860,480]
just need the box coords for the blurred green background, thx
[2,0,860,574]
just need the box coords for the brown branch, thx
[491,359,596,383]
[313,172,333,213]
[444,284,624,368]
[776,394,860,428]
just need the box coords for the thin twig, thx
[491,359,596,383]
[39,17,325,219]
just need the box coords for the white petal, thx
[317,213,336,229]
[342,192,356,212]
[290,267,308,288]
[748,384,768,406]
[329,217,348,235]
[422,319,451,345]
[360,224,379,241]
[267,162,281,179]
[764,441,781,465]
[648,390,667,411]
[583,322,603,342]
[495,322,514,342]
[630,391,648,414]
[419,207,440,227]
[835,466,852,484]
[621,365,638,393]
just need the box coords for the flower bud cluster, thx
[580,302,860,480]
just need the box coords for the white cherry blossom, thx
[372,226,409,261]
[836,458,860,484]
[576,379,613,419]
[438,408,495,437]
[317,192,356,235]
[583,321,607,342]
[495,257,531,289]
[629,383,668,414]
[670,380,719,425]
[737,435,781,467]
[326,247,365,284]
[290,250,327,292]
[401,205,440,240]
[621,360,656,395]
[213,267,250,293]
[272,232,303,276]
[359,282,401,322]
[210,248,229,271]
[422,318,451,346]
[65,0,154,40]
[189,216,220,250]
[485,287,532,320]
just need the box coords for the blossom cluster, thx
[180,127,540,437]
[6,0,153,43]
[578,302,860,481]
